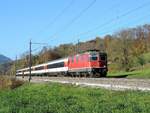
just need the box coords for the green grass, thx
[0,83,150,113]
[108,68,150,79]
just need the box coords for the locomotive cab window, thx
[90,55,98,61]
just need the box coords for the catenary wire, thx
[49,0,97,39]
[72,1,150,38]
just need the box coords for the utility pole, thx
[15,55,17,78]
[29,40,32,82]
[28,40,48,82]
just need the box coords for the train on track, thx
[16,50,108,77]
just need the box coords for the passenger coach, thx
[17,58,68,76]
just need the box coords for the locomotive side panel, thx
[68,53,91,73]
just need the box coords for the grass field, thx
[108,68,150,79]
[0,83,150,113]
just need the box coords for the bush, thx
[10,78,24,89]
[0,77,11,89]
[137,56,146,66]
[0,76,24,90]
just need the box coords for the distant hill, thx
[0,54,11,64]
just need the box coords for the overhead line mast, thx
[29,40,48,82]
[29,40,32,82]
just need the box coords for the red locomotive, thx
[16,50,108,77]
[68,50,108,77]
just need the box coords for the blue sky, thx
[0,0,150,59]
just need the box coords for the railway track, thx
[17,76,150,91]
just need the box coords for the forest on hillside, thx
[2,24,150,75]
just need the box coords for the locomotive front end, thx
[89,51,108,77]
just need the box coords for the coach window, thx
[35,66,44,70]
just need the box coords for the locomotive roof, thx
[79,49,106,54]
[79,50,106,55]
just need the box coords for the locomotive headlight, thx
[103,65,106,68]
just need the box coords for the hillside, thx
[0,55,12,75]
[0,54,11,64]
[7,24,150,76]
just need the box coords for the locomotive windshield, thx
[90,52,98,61]
[99,53,107,61]
[89,51,107,61]
[90,56,98,61]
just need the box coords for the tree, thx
[137,55,145,67]
[114,30,134,71]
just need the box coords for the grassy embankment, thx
[108,52,150,79]
[0,82,150,113]
[108,68,150,79]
